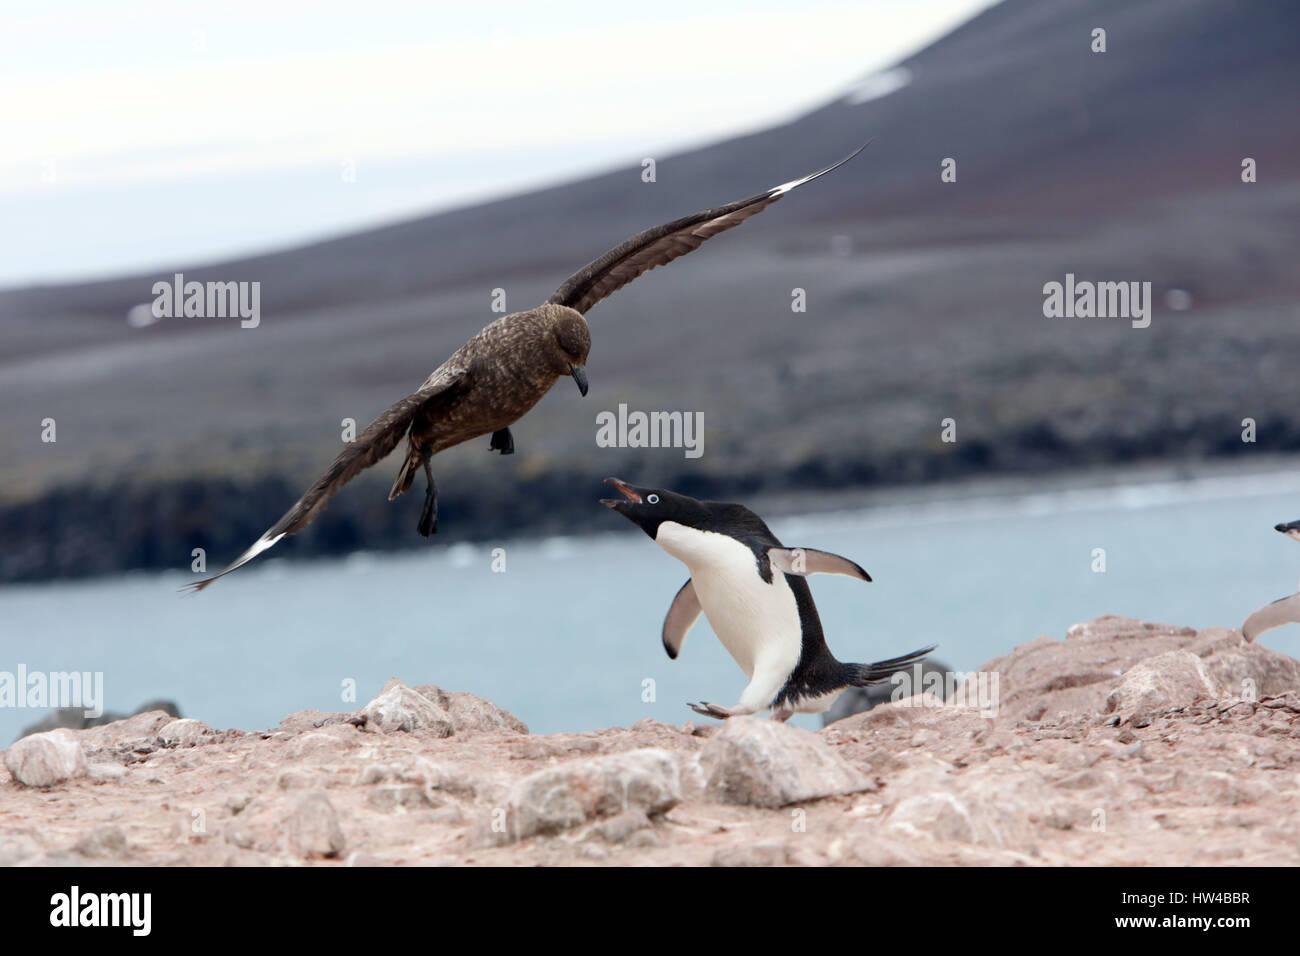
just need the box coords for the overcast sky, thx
[2,0,994,287]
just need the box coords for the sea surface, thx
[4,467,1300,743]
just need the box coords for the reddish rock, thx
[414,684,528,735]
[484,748,680,844]
[225,791,346,858]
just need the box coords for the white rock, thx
[3,729,88,787]
[361,680,453,736]
[1106,650,1214,720]
[158,718,213,745]
[699,716,872,807]
[493,748,680,842]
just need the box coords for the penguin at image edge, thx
[600,478,936,721]
[1241,517,1300,641]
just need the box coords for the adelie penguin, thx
[601,478,935,721]
[1241,518,1300,641]
[185,140,872,592]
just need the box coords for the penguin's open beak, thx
[601,477,641,509]
[570,364,589,397]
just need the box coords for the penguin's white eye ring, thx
[647,494,660,504]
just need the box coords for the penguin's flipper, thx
[662,579,701,659]
[768,547,871,582]
[1242,592,1300,642]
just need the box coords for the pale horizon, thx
[2,0,995,287]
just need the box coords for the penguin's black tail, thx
[845,645,937,686]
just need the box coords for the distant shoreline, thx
[749,454,1300,529]
[3,452,1298,586]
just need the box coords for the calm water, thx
[4,469,1300,743]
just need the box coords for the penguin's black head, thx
[600,477,709,539]
[1276,519,1300,542]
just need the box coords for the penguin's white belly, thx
[794,690,842,714]
[654,522,802,682]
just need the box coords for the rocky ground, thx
[3,615,1299,867]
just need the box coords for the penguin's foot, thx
[488,427,515,455]
[771,707,794,723]
[687,701,739,720]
